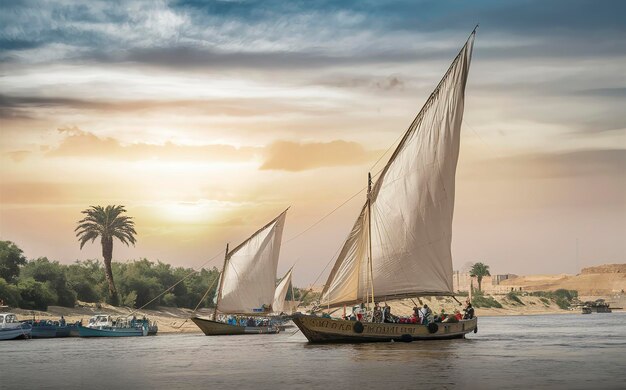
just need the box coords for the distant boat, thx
[77,314,149,337]
[191,210,288,336]
[582,306,592,314]
[292,28,479,343]
[20,319,73,338]
[1,313,32,340]
[20,320,57,338]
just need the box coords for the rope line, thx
[129,249,225,315]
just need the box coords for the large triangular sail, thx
[217,209,288,314]
[320,31,476,308]
[272,268,294,314]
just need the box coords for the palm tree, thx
[75,205,136,305]
[470,262,491,292]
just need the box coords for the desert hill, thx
[500,263,626,297]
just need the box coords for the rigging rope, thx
[128,248,225,316]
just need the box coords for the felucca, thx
[191,209,289,335]
[292,28,478,343]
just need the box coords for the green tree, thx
[0,277,22,306]
[65,260,105,303]
[17,277,57,310]
[470,262,491,292]
[0,240,27,282]
[75,205,137,305]
[20,257,76,307]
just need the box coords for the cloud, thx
[47,126,260,162]
[260,140,379,171]
[462,149,626,180]
[8,127,380,172]
[4,150,31,162]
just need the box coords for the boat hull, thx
[77,325,147,337]
[190,316,280,336]
[0,324,32,340]
[292,314,478,343]
[31,326,58,338]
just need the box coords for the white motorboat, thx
[0,313,32,340]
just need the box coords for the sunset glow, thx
[1,1,624,285]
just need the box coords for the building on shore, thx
[453,271,521,294]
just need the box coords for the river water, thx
[1,313,625,389]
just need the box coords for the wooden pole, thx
[290,279,296,314]
[213,243,229,321]
[367,172,375,310]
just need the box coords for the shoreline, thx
[5,304,624,334]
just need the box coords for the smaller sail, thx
[218,209,287,314]
[272,268,293,314]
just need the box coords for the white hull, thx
[0,326,31,340]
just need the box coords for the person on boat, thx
[60,316,66,326]
[373,303,383,323]
[422,304,433,325]
[435,309,447,323]
[246,317,256,327]
[354,304,363,321]
[463,303,475,320]
[454,310,463,321]
[383,304,393,323]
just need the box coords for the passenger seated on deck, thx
[383,305,394,323]
[354,305,363,321]
[373,303,383,323]
[463,303,475,320]
[247,317,256,327]
[454,310,463,321]
[442,309,459,323]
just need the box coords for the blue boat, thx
[21,320,57,338]
[77,324,147,337]
[77,314,149,337]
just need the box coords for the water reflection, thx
[1,313,625,390]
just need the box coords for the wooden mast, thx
[367,172,375,309]
[213,243,229,321]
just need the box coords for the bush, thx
[506,292,525,305]
[530,290,577,310]
[17,278,57,310]
[472,291,503,308]
[122,291,137,308]
[21,257,76,307]
[0,277,21,306]
[162,292,177,307]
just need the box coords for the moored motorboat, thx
[21,320,58,338]
[77,324,147,337]
[77,314,149,337]
[1,313,32,340]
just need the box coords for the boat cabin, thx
[87,314,114,328]
[1,313,20,329]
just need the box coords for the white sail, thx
[218,210,287,314]
[321,32,475,307]
[272,268,293,314]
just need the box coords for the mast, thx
[212,243,229,320]
[367,172,375,309]
[290,281,295,314]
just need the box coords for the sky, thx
[1,0,625,286]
